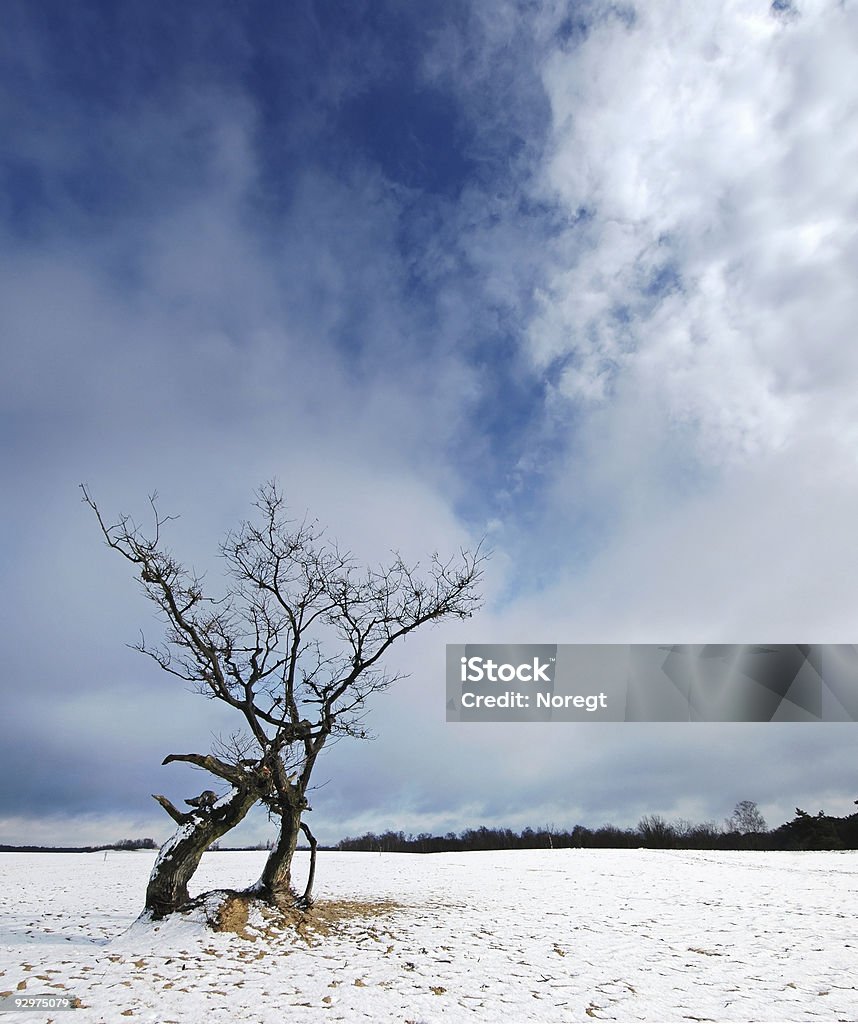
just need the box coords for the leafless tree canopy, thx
[725,799,767,835]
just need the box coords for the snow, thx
[0,849,856,1022]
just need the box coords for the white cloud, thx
[532,0,858,462]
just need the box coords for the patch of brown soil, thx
[196,891,400,943]
[258,897,400,943]
[213,894,251,937]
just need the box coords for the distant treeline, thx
[337,808,858,854]
[4,807,857,855]
[0,837,158,853]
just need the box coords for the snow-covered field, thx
[0,848,856,1023]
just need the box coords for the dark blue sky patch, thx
[0,158,50,240]
[555,13,590,47]
[341,82,476,197]
[4,2,243,109]
[1,4,254,234]
[450,332,555,517]
[643,261,683,301]
[237,0,471,212]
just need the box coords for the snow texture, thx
[0,849,856,1022]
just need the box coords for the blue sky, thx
[3,0,858,847]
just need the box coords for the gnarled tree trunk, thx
[145,786,258,919]
[251,739,323,909]
[251,801,303,909]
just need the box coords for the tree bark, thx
[151,794,192,824]
[145,786,259,918]
[251,804,304,908]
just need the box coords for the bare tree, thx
[725,800,767,835]
[637,814,676,847]
[83,482,485,916]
